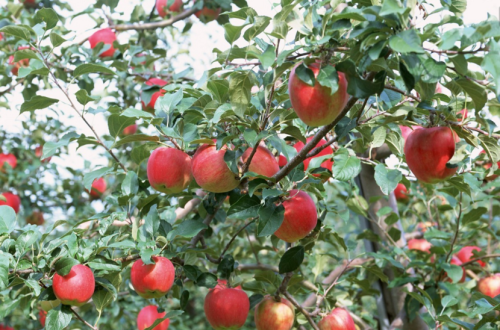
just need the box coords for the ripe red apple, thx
[141,78,168,112]
[88,28,117,58]
[288,62,348,127]
[19,0,37,8]
[0,325,13,330]
[394,183,409,202]
[444,256,466,283]
[53,264,95,306]
[399,125,422,142]
[478,274,500,298]
[191,143,239,193]
[274,190,317,243]
[89,178,107,199]
[156,0,183,17]
[0,153,18,172]
[293,137,334,173]
[137,305,170,330]
[318,308,355,330]
[404,127,457,183]
[39,309,47,327]
[407,238,431,254]
[194,0,221,22]
[35,145,51,163]
[278,155,287,167]
[26,211,44,225]
[456,246,485,267]
[147,147,191,194]
[9,46,31,76]
[204,279,249,330]
[241,145,280,178]
[0,192,21,214]
[254,295,295,330]
[123,123,138,135]
[131,256,175,299]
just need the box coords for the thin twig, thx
[70,307,97,330]
[216,218,257,263]
[445,192,463,263]
[283,291,320,330]
[112,8,197,31]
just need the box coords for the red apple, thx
[137,305,170,330]
[0,325,13,330]
[444,256,466,283]
[191,143,239,193]
[19,0,37,7]
[156,0,183,17]
[456,246,485,267]
[478,274,500,298]
[89,28,117,58]
[89,178,107,199]
[204,279,249,330]
[123,123,138,135]
[394,183,409,202]
[480,150,500,180]
[193,0,221,22]
[9,46,31,76]
[131,256,175,299]
[0,192,21,214]
[435,83,443,94]
[407,238,432,254]
[53,264,95,306]
[26,211,44,225]
[141,78,168,112]
[404,127,457,183]
[318,308,355,330]
[274,190,317,243]
[254,295,295,330]
[457,109,468,122]
[399,125,422,142]
[293,137,334,173]
[288,62,348,127]
[147,147,191,194]
[39,309,47,327]
[35,145,51,163]
[241,145,280,177]
[278,155,287,167]
[0,153,17,171]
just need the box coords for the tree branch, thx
[112,8,197,31]
[283,291,320,330]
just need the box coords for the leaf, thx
[243,16,271,41]
[0,25,31,41]
[20,95,58,113]
[143,205,160,238]
[372,126,387,148]
[42,132,79,159]
[227,194,261,219]
[229,71,254,117]
[257,202,285,237]
[13,49,39,62]
[374,164,402,195]
[0,206,16,235]
[94,277,118,302]
[224,23,246,44]
[155,89,183,116]
[83,166,113,191]
[462,207,488,225]
[0,253,9,290]
[120,108,154,119]
[257,44,276,70]
[168,220,208,239]
[73,63,115,76]
[455,78,487,111]
[389,30,424,54]
[45,306,72,330]
[54,258,79,277]
[197,272,218,288]
[108,114,136,138]
[399,61,415,93]
[15,230,37,254]
[332,148,361,181]
[294,63,315,86]
[122,171,139,196]
[482,40,500,97]
[50,32,66,47]
[34,8,59,30]
[380,0,406,15]
[75,89,99,106]
[217,255,235,279]
[316,66,339,95]
[279,246,305,273]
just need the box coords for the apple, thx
[278,155,287,167]
[394,183,409,202]
[191,143,239,193]
[444,256,466,283]
[480,150,500,180]
[194,0,221,22]
[399,125,422,142]
[478,274,500,298]
[157,0,183,17]
[123,123,138,135]
[404,127,457,183]
[35,145,51,163]
[131,256,175,299]
[26,211,44,225]
[241,145,280,177]
[9,46,31,76]
[53,264,95,306]
[288,62,348,127]
[0,153,17,171]
[435,83,443,94]
[88,28,117,58]
[274,190,317,243]
[19,0,37,8]
[204,279,249,330]
[0,325,13,330]
[456,246,486,267]
[89,178,107,199]
[254,295,295,330]
[457,109,468,122]
[39,309,47,327]
[147,147,191,194]
[318,308,355,330]
[137,305,170,330]
[293,137,334,173]
[407,238,431,254]
[141,78,168,112]
[0,192,21,214]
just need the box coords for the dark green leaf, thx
[279,246,305,273]
[20,95,58,113]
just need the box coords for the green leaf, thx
[389,30,424,54]
[243,16,271,41]
[13,49,39,62]
[372,126,387,148]
[45,306,72,330]
[34,8,59,30]
[332,148,361,181]
[224,23,246,44]
[74,63,115,77]
[207,79,229,104]
[15,230,37,254]
[75,89,99,106]
[374,164,402,195]
[122,171,139,196]
[257,203,285,237]
[316,66,339,95]
[94,277,118,302]
[0,25,31,41]
[279,246,305,274]
[294,63,315,86]
[50,32,66,47]
[155,89,183,116]
[229,71,254,117]
[121,108,154,119]
[83,166,113,191]
[54,258,79,277]
[168,220,208,239]
[0,206,16,235]
[256,44,276,70]
[0,253,9,290]
[20,95,58,113]
[482,40,500,97]
[455,78,487,111]
[380,0,406,15]
[227,195,261,219]
[462,207,488,225]
[108,114,136,138]
[197,272,218,288]
[42,132,79,159]
[346,196,368,217]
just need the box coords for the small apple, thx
[131,256,175,299]
[0,325,13,330]
[478,274,500,298]
[456,246,486,267]
[0,153,17,172]
[26,211,44,225]
[53,264,95,306]
[293,137,334,173]
[193,0,221,22]
[123,123,138,135]
[407,238,431,254]
[89,28,117,58]
[147,147,191,194]
[274,190,317,243]
[191,143,239,193]
[254,295,295,330]
[0,192,21,214]
[241,145,280,177]
[288,62,348,127]
[444,256,466,283]
[141,78,168,112]
[89,178,107,199]
[9,46,31,76]
[156,0,183,17]
[404,127,457,183]
[39,309,47,327]
[137,305,170,330]
[35,145,51,163]
[480,150,500,180]
[394,183,409,202]
[278,155,287,167]
[204,279,250,330]
[19,0,37,8]
[318,308,356,330]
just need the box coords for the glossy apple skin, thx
[137,305,170,330]
[318,308,355,330]
[0,153,18,172]
[0,192,21,214]
[241,146,280,178]
[26,211,44,225]
[191,144,239,193]
[142,78,168,112]
[288,62,348,127]
[123,123,138,135]
[404,127,457,183]
[193,0,221,22]
[147,147,192,194]
[394,183,409,202]
[278,155,288,167]
[156,0,183,17]
[400,125,422,142]
[293,137,334,173]
[254,295,295,330]
[53,264,95,306]
[274,190,317,243]
[444,256,466,283]
[20,0,37,7]
[89,28,117,58]
[39,309,47,327]
[9,46,31,76]
[131,256,175,299]
[204,279,249,330]
[456,246,486,267]
[478,274,500,298]
[407,239,432,254]
[90,178,107,199]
